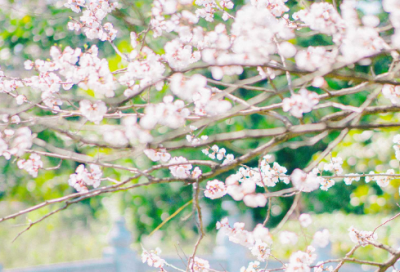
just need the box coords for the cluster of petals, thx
[290,169,320,192]
[186,126,209,146]
[17,154,43,178]
[164,39,200,70]
[0,127,33,159]
[140,96,189,129]
[119,46,165,95]
[68,164,103,192]
[286,246,317,272]
[186,134,208,146]
[224,156,289,207]
[366,170,395,188]
[319,178,335,191]
[216,218,272,261]
[189,256,210,272]
[250,0,289,17]
[343,173,360,185]
[195,0,234,22]
[293,2,345,40]
[0,78,23,94]
[144,148,171,162]
[282,89,319,118]
[171,74,232,116]
[259,155,290,186]
[102,116,153,147]
[169,156,201,179]
[225,171,267,208]
[48,45,116,98]
[382,84,400,105]
[383,0,400,47]
[204,179,227,199]
[299,213,312,227]
[340,26,387,63]
[150,0,198,38]
[295,47,336,72]
[202,145,226,160]
[393,134,400,160]
[141,248,165,269]
[66,0,119,41]
[312,229,330,248]
[314,263,334,272]
[348,226,377,246]
[230,5,294,65]
[79,100,107,124]
[240,261,260,272]
[323,157,343,175]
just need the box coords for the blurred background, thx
[1,0,400,269]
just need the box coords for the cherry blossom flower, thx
[286,246,317,272]
[204,180,227,199]
[10,127,33,157]
[367,169,395,188]
[103,128,129,147]
[170,73,207,102]
[291,169,320,192]
[295,47,336,72]
[192,167,202,179]
[319,178,335,191]
[299,214,312,228]
[68,164,103,192]
[17,154,43,178]
[250,240,271,261]
[140,96,189,129]
[348,226,377,246]
[250,0,289,17]
[119,46,165,91]
[344,173,360,185]
[142,248,165,269]
[24,60,34,70]
[323,157,343,175]
[79,100,107,124]
[189,257,210,272]
[123,116,153,144]
[243,194,268,208]
[216,219,273,249]
[230,5,294,65]
[144,148,171,162]
[382,84,400,105]
[164,39,200,70]
[293,2,345,41]
[282,89,319,118]
[312,229,330,248]
[169,156,192,178]
[67,0,119,41]
[64,0,85,13]
[240,261,260,272]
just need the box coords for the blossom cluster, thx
[68,164,103,192]
[282,89,319,118]
[186,126,209,146]
[17,154,43,178]
[141,248,165,269]
[0,127,33,160]
[202,145,234,164]
[216,218,272,261]
[220,155,289,207]
[348,226,377,247]
[66,0,119,41]
[168,156,202,179]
